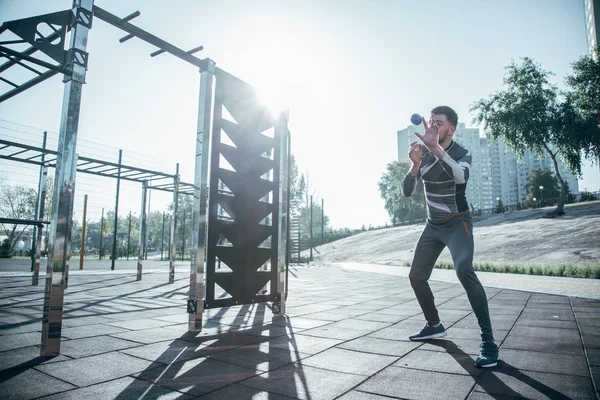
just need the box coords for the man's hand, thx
[414,117,445,159]
[408,141,422,176]
[414,117,439,149]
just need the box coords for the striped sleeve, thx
[440,150,471,184]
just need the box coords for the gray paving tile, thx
[367,320,425,341]
[134,356,258,397]
[519,310,576,321]
[496,349,590,377]
[474,367,595,399]
[582,332,600,349]
[353,312,412,323]
[40,376,193,400]
[394,349,481,376]
[446,327,509,342]
[0,366,76,400]
[337,336,420,357]
[0,331,42,352]
[0,346,69,372]
[119,338,222,363]
[35,351,159,386]
[300,347,398,376]
[336,390,397,400]
[356,365,476,399]
[502,333,585,356]
[508,325,581,341]
[271,316,332,329]
[268,333,342,354]
[591,366,600,392]
[587,348,600,366]
[515,318,578,329]
[195,383,292,400]
[103,317,180,330]
[108,323,189,344]
[61,323,130,340]
[299,325,367,340]
[208,340,309,371]
[59,335,141,358]
[241,363,368,400]
[322,319,392,332]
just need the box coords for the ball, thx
[410,113,422,125]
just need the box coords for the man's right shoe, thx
[409,322,447,341]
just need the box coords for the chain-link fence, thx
[0,120,197,274]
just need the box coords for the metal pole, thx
[181,208,187,261]
[161,211,165,261]
[32,163,48,286]
[310,195,313,261]
[275,111,290,315]
[321,198,324,245]
[99,208,104,260]
[169,164,179,283]
[111,149,122,270]
[189,61,215,331]
[127,211,131,260]
[145,180,152,260]
[79,194,87,270]
[42,0,94,358]
[31,131,47,273]
[137,181,148,280]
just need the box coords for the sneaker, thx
[408,322,447,341]
[475,341,499,368]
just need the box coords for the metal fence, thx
[0,119,197,273]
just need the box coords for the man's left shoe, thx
[475,341,499,368]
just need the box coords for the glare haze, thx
[0,0,598,229]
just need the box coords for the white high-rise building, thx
[584,0,600,60]
[486,140,579,206]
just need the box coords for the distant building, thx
[584,0,600,60]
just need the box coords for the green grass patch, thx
[434,261,600,279]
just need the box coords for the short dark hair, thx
[431,106,458,127]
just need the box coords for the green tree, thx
[523,169,560,205]
[471,57,598,216]
[0,184,36,250]
[378,160,426,225]
[566,44,600,170]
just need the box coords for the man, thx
[401,106,498,368]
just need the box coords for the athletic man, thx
[402,106,498,368]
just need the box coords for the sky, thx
[0,0,598,229]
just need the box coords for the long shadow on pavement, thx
[114,303,310,399]
[427,340,572,399]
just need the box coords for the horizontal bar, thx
[0,26,67,74]
[0,45,70,75]
[93,6,209,71]
[0,76,18,88]
[0,217,50,227]
[119,33,134,43]
[0,69,59,103]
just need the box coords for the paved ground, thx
[1,264,599,399]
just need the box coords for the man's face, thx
[430,113,455,144]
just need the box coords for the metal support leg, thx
[189,61,215,331]
[169,165,179,283]
[79,194,87,269]
[31,132,47,274]
[275,111,290,315]
[111,149,122,270]
[32,164,48,286]
[41,0,93,358]
[137,181,147,281]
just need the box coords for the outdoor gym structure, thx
[0,0,291,357]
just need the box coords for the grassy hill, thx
[313,201,600,268]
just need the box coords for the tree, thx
[565,44,600,170]
[0,184,36,250]
[378,160,426,225]
[471,57,598,216]
[523,169,560,205]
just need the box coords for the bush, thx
[0,239,13,259]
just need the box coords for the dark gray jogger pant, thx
[408,216,494,343]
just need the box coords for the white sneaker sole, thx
[476,361,498,368]
[409,331,447,341]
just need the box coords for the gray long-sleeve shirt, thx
[402,141,471,223]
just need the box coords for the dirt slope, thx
[313,201,600,265]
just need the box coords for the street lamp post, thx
[539,185,544,207]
